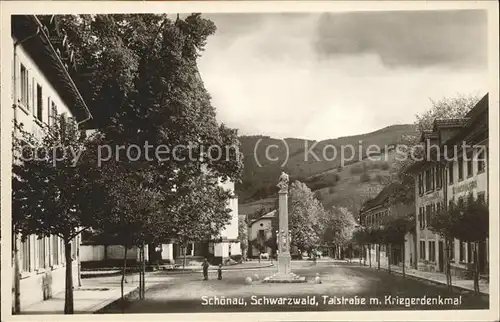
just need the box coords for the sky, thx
[197,10,488,141]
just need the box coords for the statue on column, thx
[277,171,289,193]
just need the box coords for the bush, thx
[380,162,390,170]
[360,173,371,183]
[350,164,365,174]
[328,186,335,194]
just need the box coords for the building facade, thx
[411,93,489,277]
[10,15,92,312]
[359,183,416,268]
[248,210,276,257]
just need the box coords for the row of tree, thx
[245,181,358,260]
[351,93,489,294]
[12,14,243,314]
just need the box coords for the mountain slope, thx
[237,124,417,204]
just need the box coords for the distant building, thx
[408,93,489,277]
[80,179,241,266]
[10,15,92,312]
[359,183,416,268]
[248,210,276,257]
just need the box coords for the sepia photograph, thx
[0,1,498,321]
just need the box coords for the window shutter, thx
[47,97,51,125]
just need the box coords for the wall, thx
[218,179,239,240]
[12,37,83,311]
[80,245,140,262]
[19,262,79,310]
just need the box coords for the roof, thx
[360,182,403,213]
[250,210,276,225]
[12,15,91,123]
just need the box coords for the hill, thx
[236,124,417,207]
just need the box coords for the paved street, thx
[100,260,489,313]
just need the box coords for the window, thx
[436,202,442,214]
[20,64,29,107]
[425,169,432,192]
[52,236,59,266]
[38,237,46,269]
[467,243,473,263]
[449,240,455,262]
[431,167,435,190]
[477,149,486,173]
[425,205,432,228]
[420,241,426,260]
[459,241,465,262]
[50,101,58,127]
[418,174,423,195]
[458,159,464,181]
[448,163,454,184]
[36,84,43,121]
[436,165,442,188]
[21,237,31,272]
[429,241,436,262]
[467,153,473,177]
[419,207,424,229]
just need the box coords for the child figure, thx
[217,264,223,280]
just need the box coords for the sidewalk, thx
[21,272,166,314]
[351,258,489,295]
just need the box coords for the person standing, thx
[202,258,210,280]
[217,264,223,280]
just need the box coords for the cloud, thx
[313,10,488,69]
[198,11,488,141]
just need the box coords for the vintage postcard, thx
[1,1,499,321]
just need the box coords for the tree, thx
[453,196,488,294]
[48,13,243,292]
[12,118,113,314]
[381,213,415,277]
[164,174,234,268]
[394,94,480,204]
[351,227,369,265]
[238,216,248,261]
[288,181,323,253]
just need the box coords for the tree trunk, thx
[443,239,452,291]
[141,242,146,299]
[13,233,21,314]
[64,241,74,314]
[402,243,405,278]
[121,246,128,312]
[368,244,372,268]
[138,246,143,300]
[377,244,380,270]
[182,245,187,270]
[474,241,480,294]
[388,244,391,273]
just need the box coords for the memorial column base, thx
[263,252,306,283]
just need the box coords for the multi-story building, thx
[9,15,92,311]
[410,93,488,277]
[359,183,416,268]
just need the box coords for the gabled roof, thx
[360,182,403,213]
[250,210,276,225]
